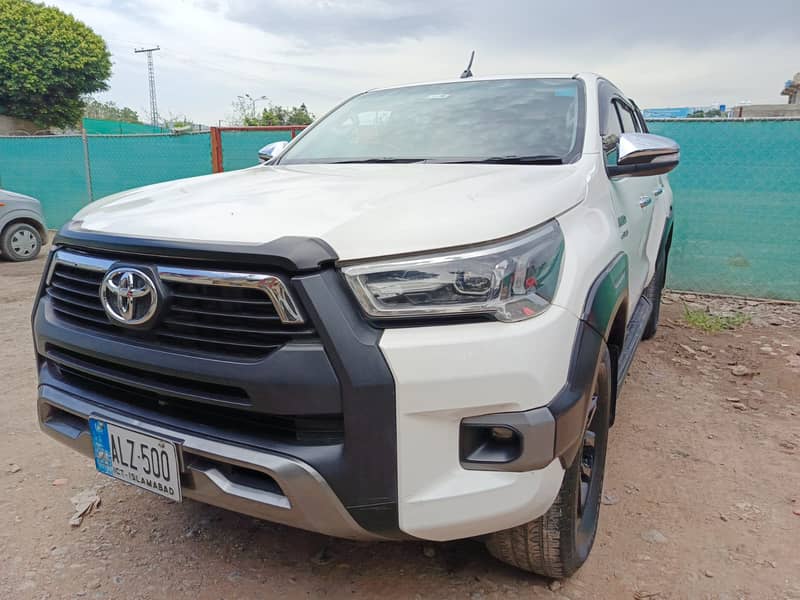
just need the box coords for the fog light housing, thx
[460,424,523,466]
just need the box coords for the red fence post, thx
[210,127,224,173]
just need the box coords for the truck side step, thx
[616,296,652,388]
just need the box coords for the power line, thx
[134,46,160,127]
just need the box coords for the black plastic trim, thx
[549,321,605,467]
[31,247,56,328]
[659,208,674,266]
[55,222,338,272]
[293,270,401,538]
[607,161,679,178]
[32,236,403,539]
[35,300,342,416]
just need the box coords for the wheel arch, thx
[1,213,48,241]
[580,252,629,427]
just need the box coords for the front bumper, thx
[38,383,384,540]
[381,304,597,541]
[33,244,601,543]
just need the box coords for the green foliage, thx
[235,99,314,126]
[683,306,749,332]
[687,108,724,119]
[0,0,112,127]
[83,98,140,123]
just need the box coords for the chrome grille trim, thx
[48,249,304,325]
[158,266,304,325]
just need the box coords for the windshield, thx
[277,78,585,165]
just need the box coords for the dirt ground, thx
[1,255,799,600]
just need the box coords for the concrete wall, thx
[0,115,41,135]
[732,104,800,118]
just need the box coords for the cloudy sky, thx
[49,0,799,125]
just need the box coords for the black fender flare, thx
[547,253,630,466]
[581,252,629,342]
[656,209,674,288]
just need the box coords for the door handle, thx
[639,195,653,208]
[653,186,664,196]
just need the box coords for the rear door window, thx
[615,101,639,133]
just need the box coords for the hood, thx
[73,162,591,261]
[1,189,41,207]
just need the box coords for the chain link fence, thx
[0,121,798,300]
[648,119,800,300]
[0,126,301,229]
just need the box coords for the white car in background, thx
[33,73,678,578]
[0,189,47,261]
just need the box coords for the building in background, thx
[729,73,800,117]
[0,115,46,135]
[643,105,727,119]
[781,73,800,105]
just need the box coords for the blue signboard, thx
[643,107,693,119]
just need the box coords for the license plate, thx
[89,418,182,502]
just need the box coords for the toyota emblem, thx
[100,267,158,325]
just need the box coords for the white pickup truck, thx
[33,73,677,577]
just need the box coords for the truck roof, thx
[368,72,601,93]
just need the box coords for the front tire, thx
[1,222,42,262]
[485,345,612,578]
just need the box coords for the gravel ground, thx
[1,255,799,600]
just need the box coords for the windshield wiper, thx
[441,155,565,165]
[330,158,426,164]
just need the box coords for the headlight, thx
[341,221,564,322]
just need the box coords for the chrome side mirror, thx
[258,140,289,162]
[607,133,680,178]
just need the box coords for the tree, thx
[287,103,313,125]
[0,0,112,127]
[687,108,724,119]
[246,103,314,126]
[231,96,314,126]
[83,98,140,123]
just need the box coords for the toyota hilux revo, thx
[32,73,678,577]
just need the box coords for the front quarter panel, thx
[552,155,626,326]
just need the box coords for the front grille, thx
[46,253,315,359]
[46,345,344,445]
[46,345,249,406]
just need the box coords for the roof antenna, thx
[460,50,475,79]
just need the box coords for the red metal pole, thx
[210,127,224,173]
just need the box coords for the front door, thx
[602,96,658,310]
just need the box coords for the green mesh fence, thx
[0,135,88,228]
[82,118,165,135]
[219,130,295,171]
[0,133,212,228]
[1,122,799,300]
[647,120,800,300]
[87,133,211,200]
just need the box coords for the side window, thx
[601,100,622,137]
[615,101,639,133]
[630,102,650,133]
[602,100,622,164]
